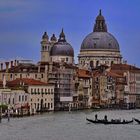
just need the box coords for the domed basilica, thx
[78,10,122,68]
[41,29,74,64]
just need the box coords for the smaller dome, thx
[50,29,74,57]
[50,42,74,57]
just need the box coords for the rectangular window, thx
[19,95,21,102]
[48,103,50,109]
[66,57,68,62]
[8,98,10,104]
[22,95,24,101]
[25,95,27,101]
[10,74,13,79]
[51,89,53,93]
[38,88,40,94]
[35,74,37,79]
[13,98,14,104]
[41,88,43,93]
[48,89,50,94]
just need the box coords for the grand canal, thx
[0,109,140,140]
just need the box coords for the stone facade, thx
[28,84,54,114]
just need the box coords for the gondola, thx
[86,118,133,125]
[134,118,140,124]
[86,118,105,124]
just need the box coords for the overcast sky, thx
[0,0,140,66]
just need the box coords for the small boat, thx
[134,118,140,124]
[86,118,133,125]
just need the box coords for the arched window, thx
[96,61,99,67]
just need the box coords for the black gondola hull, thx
[86,118,133,125]
[134,118,140,124]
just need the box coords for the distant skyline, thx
[0,0,140,66]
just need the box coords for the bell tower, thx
[41,32,51,62]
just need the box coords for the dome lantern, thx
[93,9,107,32]
[58,28,66,42]
[51,34,57,42]
[42,32,49,40]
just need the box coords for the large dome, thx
[80,9,120,52]
[81,32,120,52]
[50,29,74,57]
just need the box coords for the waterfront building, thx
[78,10,122,69]
[7,78,54,114]
[48,61,76,110]
[92,65,126,108]
[73,69,92,109]
[0,86,29,115]
[111,64,140,108]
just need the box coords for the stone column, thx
[5,62,9,72]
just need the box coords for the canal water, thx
[0,109,140,140]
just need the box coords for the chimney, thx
[14,60,17,66]
[5,62,9,72]
[1,63,3,70]
[11,61,13,67]
[17,60,19,66]
[38,65,41,73]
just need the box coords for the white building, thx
[0,88,29,115]
[7,78,54,114]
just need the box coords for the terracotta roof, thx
[78,69,91,78]
[0,63,38,73]
[7,78,48,86]
[111,64,140,72]
[107,71,123,78]
[92,70,104,77]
